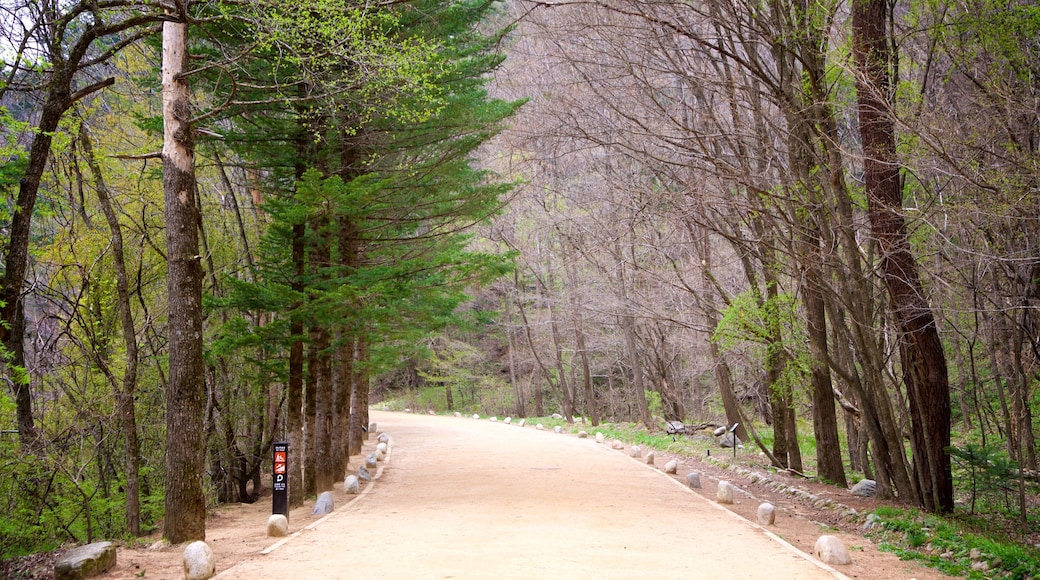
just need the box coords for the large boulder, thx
[183,541,216,580]
[850,479,877,497]
[54,541,116,580]
[719,433,741,448]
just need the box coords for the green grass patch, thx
[869,506,1040,579]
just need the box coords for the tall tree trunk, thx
[565,254,598,425]
[621,313,652,427]
[547,292,575,422]
[80,121,143,536]
[852,0,953,512]
[503,295,526,418]
[162,8,207,542]
[803,230,846,486]
[287,222,306,508]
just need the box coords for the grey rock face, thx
[54,541,116,580]
[183,541,216,580]
[685,472,701,489]
[850,479,877,497]
[365,453,378,468]
[312,491,335,515]
[814,535,852,565]
[344,474,360,494]
[862,513,882,531]
[267,514,289,537]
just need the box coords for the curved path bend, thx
[218,411,846,579]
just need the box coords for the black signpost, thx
[272,442,289,518]
[729,423,740,458]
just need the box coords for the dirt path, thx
[99,411,945,579]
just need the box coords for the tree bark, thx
[162,9,208,542]
[851,0,953,512]
[287,221,306,508]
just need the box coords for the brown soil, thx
[31,411,951,579]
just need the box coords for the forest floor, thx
[7,410,962,579]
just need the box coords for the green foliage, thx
[869,507,1040,579]
[950,443,1032,518]
[712,288,813,396]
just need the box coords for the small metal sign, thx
[272,442,289,517]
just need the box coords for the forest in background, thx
[1,0,1038,560]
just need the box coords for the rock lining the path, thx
[358,465,372,481]
[312,491,335,515]
[757,502,776,525]
[717,480,735,504]
[814,535,852,565]
[267,515,289,537]
[183,541,216,580]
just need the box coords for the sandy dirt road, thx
[214,411,845,579]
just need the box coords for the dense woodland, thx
[1,0,1038,558]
